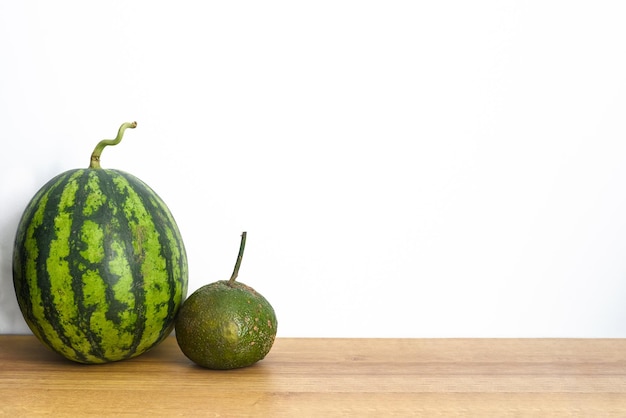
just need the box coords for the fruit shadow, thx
[3,337,67,365]
[182,358,279,391]
[0,205,28,333]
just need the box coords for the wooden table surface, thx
[1,336,626,416]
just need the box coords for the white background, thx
[1,1,626,337]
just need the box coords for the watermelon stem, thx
[228,231,247,285]
[89,121,137,169]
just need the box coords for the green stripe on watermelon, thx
[12,122,188,363]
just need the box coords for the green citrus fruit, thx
[175,232,277,369]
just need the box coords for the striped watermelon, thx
[12,122,188,364]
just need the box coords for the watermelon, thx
[12,122,188,364]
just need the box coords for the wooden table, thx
[1,336,626,416]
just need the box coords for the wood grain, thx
[1,336,626,416]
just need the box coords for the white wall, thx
[2,1,626,337]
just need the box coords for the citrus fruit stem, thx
[228,231,247,285]
[89,121,137,169]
